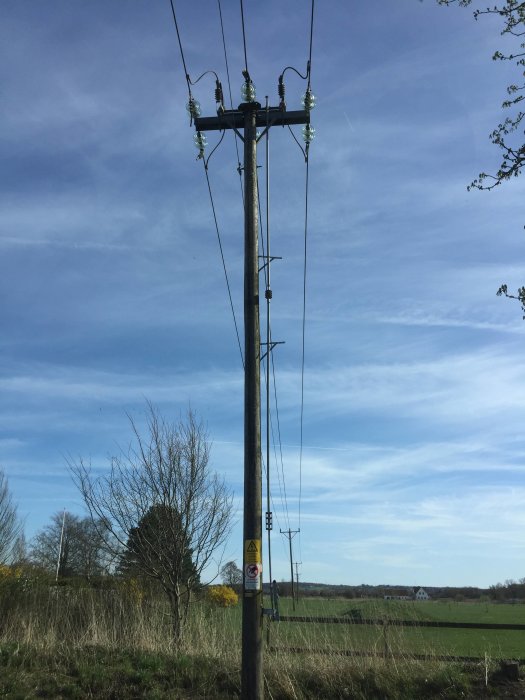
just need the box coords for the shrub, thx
[207,585,238,608]
[117,577,146,605]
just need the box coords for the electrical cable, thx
[217,0,244,203]
[297,0,315,563]
[271,351,291,531]
[239,0,249,75]
[257,141,291,540]
[298,157,310,545]
[167,1,244,369]
[264,108,273,589]
[202,160,245,369]
[287,125,307,160]
[307,0,315,89]
[168,0,192,97]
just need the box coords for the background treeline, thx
[275,581,525,602]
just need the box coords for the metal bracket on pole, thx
[260,340,284,362]
[258,255,282,273]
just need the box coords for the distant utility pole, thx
[294,561,302,604]
[55,508,66,582]
[195,75,308,700]
[281,528,300,612]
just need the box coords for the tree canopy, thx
[220,560,242,587]
[118,503,199,589]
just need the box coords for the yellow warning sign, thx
[244,539,261,564]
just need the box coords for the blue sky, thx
[1,0,524,588]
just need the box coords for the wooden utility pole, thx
[281,528,299,612]
[55,508,66,582]
[195,86,308,700]
[294,561,302,604]
[240,99,263,699]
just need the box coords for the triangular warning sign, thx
[247,540,258,553]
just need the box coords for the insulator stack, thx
[302,88,316,112]
[193,131,207,159]
[302,124,315,144]
[215,80,224,112]
[186,97,201,124]
[278,75,286,110]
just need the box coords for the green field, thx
[266,597,525,660]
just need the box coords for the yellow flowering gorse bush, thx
[207,585,238,607]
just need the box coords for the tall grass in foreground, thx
[0,586,484,698]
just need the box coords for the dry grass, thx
[0,586,482,698]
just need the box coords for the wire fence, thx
[268,613,525,664]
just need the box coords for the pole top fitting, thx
[238,101,262,112]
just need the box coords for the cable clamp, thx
[265,511,273,531]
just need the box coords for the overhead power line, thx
[167,0,245,368]
[297,156,311,559]
[217,0,244,201]
[168,0,192,96]
[299,0,315,552]
[202,161,245,369]
[239,0,249,75]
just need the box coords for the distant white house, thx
[415,587,430,601]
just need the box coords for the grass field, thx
[0,586,521,698]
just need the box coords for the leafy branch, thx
[438,1,525,189]
[496,283,525,316]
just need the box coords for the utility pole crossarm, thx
[195,108,309,132]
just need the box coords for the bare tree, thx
[0,469,22,564]
[30,511,109,578]
[11,533,28,567]
[70,406,233,646]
